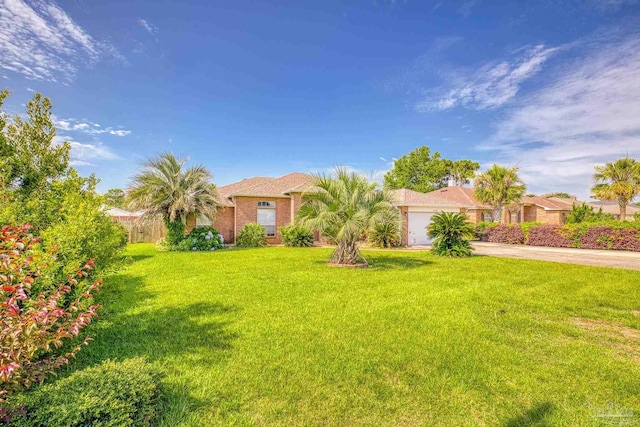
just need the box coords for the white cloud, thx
[137,18,158,34]
[457,0,479,17]
[0,0,124,82]
[481,32,640,200]
[53,117,131,137]
[53,135,118,166]
[416,44,560,111]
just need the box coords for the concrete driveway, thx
[472,242,640,271]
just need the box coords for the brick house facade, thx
[186,173,316,244]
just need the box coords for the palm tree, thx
[474,164,526,223]
[427,212,475,257]
[591,157,640,221]
[128,153,218,245]
[297,167,399,266]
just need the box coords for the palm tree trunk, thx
[331,240,365,265]
[493,205,503,224]
[620,201,627,221]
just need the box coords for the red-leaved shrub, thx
[486,225,525,244]
[0,225,101,403]
[528,225,573,248]
[576,226,640,252]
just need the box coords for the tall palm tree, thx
[128,153,218,244]
[297,167,399,266]
[591,157,640,221]
[474,164,526,223]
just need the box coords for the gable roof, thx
[216,177,274,206]
[588,201,640,216]
[216,173,315,206]
[411,186,492,209]
[390,188,473,207]
[521,196,575,211]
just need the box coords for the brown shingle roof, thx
[216,173,316,206]
[412,186,492,209]
[588,201,640,216]
[390,188,471,206]
[521,196,574,210]
[231,173,315,197]
[216,177,275,206]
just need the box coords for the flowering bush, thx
[0,225,100,406]
[176,226,223,251]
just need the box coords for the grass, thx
[72,244,639,426]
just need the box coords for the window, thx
[483,212,492,222]
[257,201,276,237]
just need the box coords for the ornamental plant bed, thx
[487,222,640,252]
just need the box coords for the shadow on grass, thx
[311,255,432,269]
[75,273,240,370]
[69,272,241,424]
[368,255,432,270]
[504,402,555,427]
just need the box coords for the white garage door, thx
[408,212,434,246]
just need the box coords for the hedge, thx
[483,222,640,252]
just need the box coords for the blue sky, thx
[1,0,639,199]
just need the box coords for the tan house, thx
[587,201,640,220]
[389,186,576,246]
[186,173,316,244]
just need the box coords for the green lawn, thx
[74,244,639,426]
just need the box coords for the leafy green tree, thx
[298,167,398,266]
[450,159,480,186]
[474,164,526,223]
[127,153,219,245]
[0,90,126,279]
[105,188,126,208]
[0,90,70,195]
[591,157,640,221]
[543,192,574,199]
[384,146,453,193]
[566,203,614,224]
[427,212,475,257]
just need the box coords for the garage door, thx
[407,212,434,246]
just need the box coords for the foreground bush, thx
[0,93,126,280]
[427,212,475,257]
[236,223,267,247]
[177,226,223,251]
[0,225,100,403]
[280,225,314,247]
[8,358,161,427]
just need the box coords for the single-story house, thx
[587,201,640,220]
[187,172,317,244]
[390,187,577,246]
[390,187,493,246]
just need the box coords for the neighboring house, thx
[390,186,576,246]
[106,208,166,243]
[186,173,317,244]
[390,187,492,246]
[587,201,640,220]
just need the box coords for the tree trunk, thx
[165,218,186,246]
[620,201,627,221]
[330,240,365,265]
[493,205,503,224]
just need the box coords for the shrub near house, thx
[484,221,640,252]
